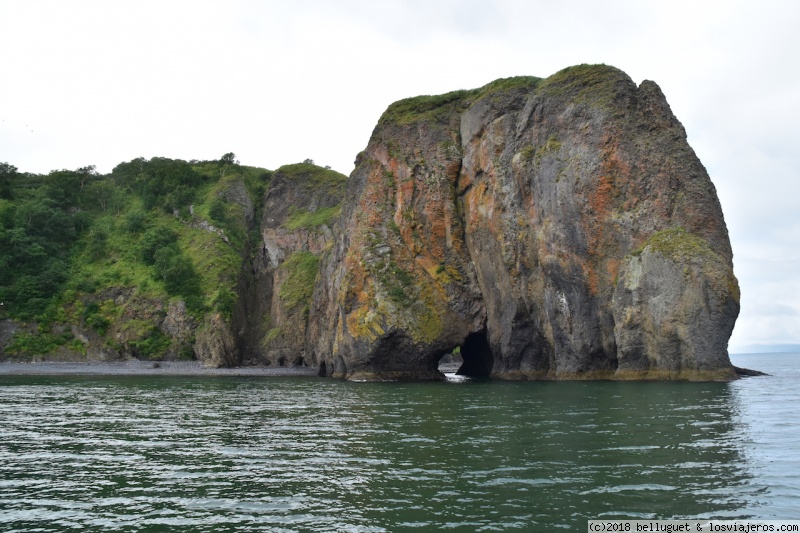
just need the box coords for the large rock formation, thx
[306,64,739,380]
[0,65,740,379]
[236,163,347,368]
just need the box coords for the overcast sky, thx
[1,0,798,353]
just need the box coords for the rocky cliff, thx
[308,64,739,380]
[236,163,347,367]
[0,64,740,381]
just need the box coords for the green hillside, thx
[0,155,271,361]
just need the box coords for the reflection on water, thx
[0,353,797,531]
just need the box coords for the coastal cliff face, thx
[0,64,740,381]
[311,64,739,380]
[237,163,346,368]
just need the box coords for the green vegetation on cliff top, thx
[275,162,347,231]
[379,65,625,127]
[379,75,543,127]
[276,162,347,189]
[476,76,542,101]
[537,63,630,107]
[380,89,478,126]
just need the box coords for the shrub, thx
[86,230,108,261]
[129,327,171,360]
[389,286,407,303]
[153,245,200,298]
[140,227,178,265]
[5,331,72,356]
[208,197,227,223]
[85,313,110,334]
[123,210,148,234]
[211,287,237,318]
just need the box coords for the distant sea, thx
[0,353,798,531]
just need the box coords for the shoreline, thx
[0,360,761,380]
[0,360,320,377]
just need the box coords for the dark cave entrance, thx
[438,329,494,378]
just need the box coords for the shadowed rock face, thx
[295,65,739,381]
[236,163,347,369]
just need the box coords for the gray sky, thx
[2,0,798,353]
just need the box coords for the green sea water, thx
[0,353,798,531]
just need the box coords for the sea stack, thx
[304,64,739,380]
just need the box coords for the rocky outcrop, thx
[237,163,347,368]
[309,64,739,380]
[195,312,238,367]
[0,319,21,359]
[612,228,739,380]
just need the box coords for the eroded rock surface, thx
[309,64,739,380]
[237,163,347,368]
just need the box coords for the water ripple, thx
[1,356,799,530]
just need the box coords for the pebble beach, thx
[0,360,319,377]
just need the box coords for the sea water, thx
[0,353,798,531]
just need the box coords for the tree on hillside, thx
[84,178,123,213]
[113,157,203,211]
[45,167,96,208]
[218,152,238,178]
[0,191,80,317]
[0,163,17,199]
[76,165,98,191]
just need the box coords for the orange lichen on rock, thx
[589,174,614,218]
[306,65,739,382]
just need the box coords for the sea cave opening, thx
[437,329,494,378]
